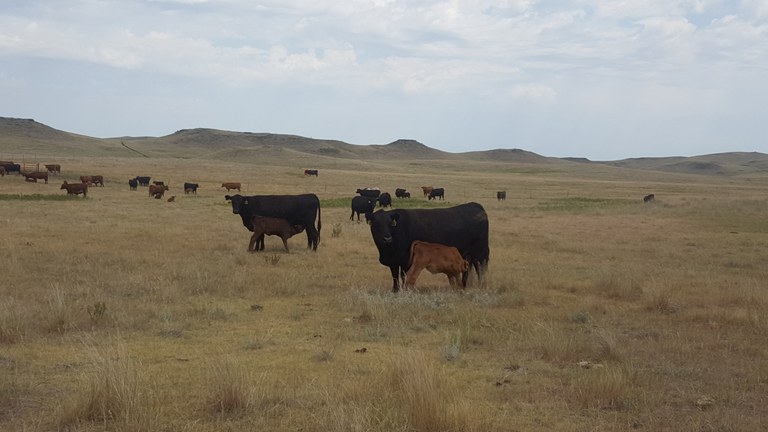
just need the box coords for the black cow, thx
[356,188,381,199]
[497,191,506,201]
[643,194,655,203]
[128,178,138,190]
[367,203,490,292]
[184,182,199,194]
[395,188,410,198]
[2,164,21,175]
[428,188,445,200]
[304,169,319,176]
[225,194,322,251]
[135,176,151,187]
[378,192,392,208]
[351,196,377,221]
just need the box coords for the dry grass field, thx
[1,153,767,431]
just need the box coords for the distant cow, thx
[128,178,138,190]
[248,215,306,253]
[135,176,151,187]
[367,203,489,292]
[351,196,377,221]
[80,175,104,186]
[2,164,21,175]
[61,181,87,197]
[378,192,392,208]
[149,184,169,199]
[222,182,241,192]
[356,188,381,199]
[643,194,655,203]
[45,164,61,175]
[23,171,48,184]
[405,241,470,290]
[395,188,410,198]
[428,188,444,200]
[304,169,319,176]
[497,191,506,201]
[0,166,5,176]
[421,186,434,198]
[226,193,322,251]
[183,182,199,194]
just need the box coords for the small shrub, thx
[87,301,107,324]
[206,357,255,414]
[264,254,281,265]
[312,349,335,363]
[441,331,462,362]
[571,364,637,411]
[331,223,343,238]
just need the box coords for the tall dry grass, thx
[1,156,767,431]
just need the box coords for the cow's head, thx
[367,210,400,246]
[225,194,247,214]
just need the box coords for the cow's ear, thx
[390,213,400,227]
[225,195,231,201]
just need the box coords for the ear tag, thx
[390,219,397,227]
[243,199,248,205]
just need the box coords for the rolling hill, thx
[1,116,766,176]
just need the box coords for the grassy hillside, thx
[5,117,766,176]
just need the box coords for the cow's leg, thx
[257,234,266,251]
[405,265,423,290]
[281,237,290,253]
[389,266,402,292]
[305,225,319,251]
[248,232,260,252]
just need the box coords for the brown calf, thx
[421,186,433,198]
[0,166,6,176]
[80,175,104,186]
[248,215,305,253]
[61,181,88,197]
[149,184,169,199]
[405,241,470,290]
[222,182,241,192]
[23,171,48,183]
[45,164,61,175]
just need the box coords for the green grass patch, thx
[537,197,636,212]
[0,194,84,201]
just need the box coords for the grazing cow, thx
[135,176,151,187]
[405,241,470,290]
[222,182,241,192]
[643,194,655,203]
[2,164,21,175]
[378,192,392,208]
[23,172,48,184]
[225,193,322,251]
[248,215,305,253]
[0,166,5,176]
[351,196,377,221]
[367,203,489,292]
[356,188,381,199]
[497,191,506,201]
[61,181,87,197]
[304,169,319,176]
[45,164,61,175]
[128,178,138,190]
[428,188,445,200]
[421,186,434,198]
[183,182,199,194]
[149,184,169,199]
[395,188,410,198]
[79,175,103,186]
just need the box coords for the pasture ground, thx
[1,156,767,431]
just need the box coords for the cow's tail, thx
[316,204,322,242]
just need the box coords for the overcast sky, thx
[1,1,766,160]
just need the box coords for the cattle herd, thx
[19,162,670,292]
